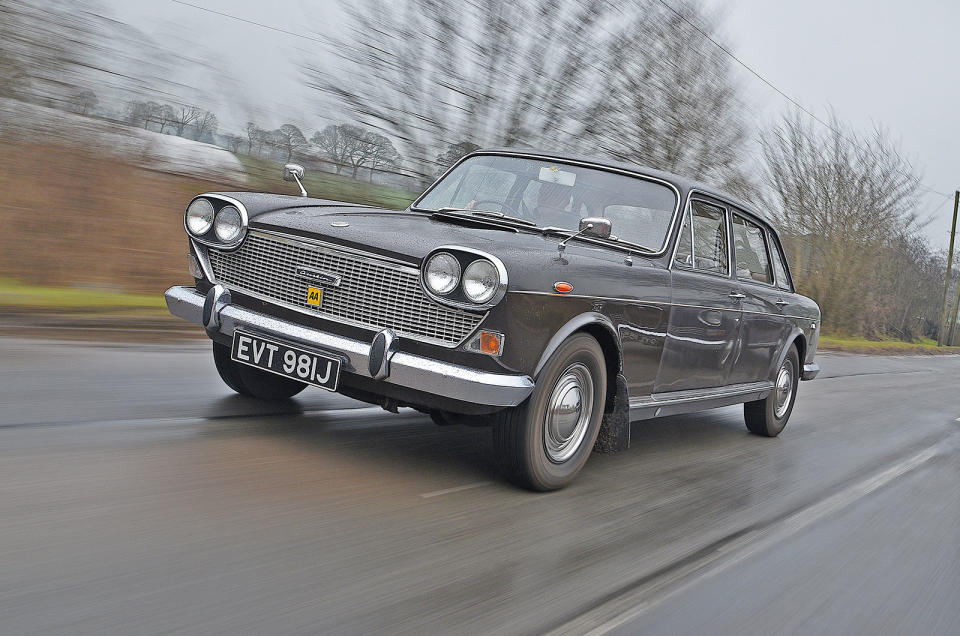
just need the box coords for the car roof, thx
[473,147,771,229]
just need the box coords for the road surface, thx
[1,336,958,634]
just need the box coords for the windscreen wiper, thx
[436,207,540,227]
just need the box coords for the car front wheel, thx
[744,344,799,436]
[491,334,607,491]
[212,341,307,400]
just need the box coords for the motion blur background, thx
[1,0,959,348]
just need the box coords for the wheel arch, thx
[771,328,807,380]
[533,312,622,413]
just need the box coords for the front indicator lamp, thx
[465,330,504,356]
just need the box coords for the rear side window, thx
[674,200,728,274]
[768,232,792,291]
[732,214,772,284]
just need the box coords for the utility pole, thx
[937,191,960,346]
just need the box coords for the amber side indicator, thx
[479,331,502,356]
[554,282,574,293]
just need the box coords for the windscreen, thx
[416,155,678,251]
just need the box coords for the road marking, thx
[548,441,945,636]
[420,481,492,499]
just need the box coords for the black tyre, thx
[745,344,799,437]
[491,334,607,491]
[212,341,307,400]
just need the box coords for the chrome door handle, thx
[729,291,746,300]
[775,299,788,307]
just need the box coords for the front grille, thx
[207,231,483,346]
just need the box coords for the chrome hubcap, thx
[544,363,594,463]
[774,362,793,418]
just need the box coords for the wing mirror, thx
[283,163,307,197]
[557,217,613,255]
[579,217,612,239]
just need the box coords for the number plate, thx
[306,287,323,306]
[230,331,340,391]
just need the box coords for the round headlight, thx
[185,198,215,236]
[462,259,499,304]
[424,252,461,296]
[214,205,243,243]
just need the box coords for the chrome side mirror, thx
[283,163,307,197]
[557,217,614,256]
[579,217,612,239]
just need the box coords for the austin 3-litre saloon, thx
[165,150,821,490]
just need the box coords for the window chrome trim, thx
[669,195,734,280]
[185,193,249,251]
[411,151,682,257]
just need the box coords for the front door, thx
[655,199,742,393]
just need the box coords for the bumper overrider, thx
[165,285,535,408]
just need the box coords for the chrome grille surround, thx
[206,230,485,347]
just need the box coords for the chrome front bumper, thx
[165,285,534,407]
[802,361,821,381]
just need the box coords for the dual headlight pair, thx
[422,250,506,309]
[185,196,246,247]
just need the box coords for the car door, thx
[726,212,792,385]
[655,198,742,393]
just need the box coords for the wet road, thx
[1,336,958,634]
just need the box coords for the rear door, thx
[727,212,792,385]
[655,198,742,393]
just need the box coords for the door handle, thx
[775,299,788,307]
[729,291,746,300]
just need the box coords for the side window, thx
[768,232,792,291]
[692,201,729,274]
[732,214,772,284]
[673,200,728,274]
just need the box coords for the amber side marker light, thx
[554,281,573,293]
[479,331,502,356]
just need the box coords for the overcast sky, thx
[107,0,958,247]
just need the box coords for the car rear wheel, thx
[212,341,306,400]
[744,344,799,437]
[491,334,607,491]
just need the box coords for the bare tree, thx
[170,105,201,137]
[246,121,266,155]
[579,2,751,195]
[194,109,218,142]
[304,0,748,189]
[221,133,245,153]
[760,110,924,335]
[435,141,480,175]
[125,100,159,129]
[69,89,98,116]
[312,124,350,175]
[271,123,308,162]
[367,132,401,182]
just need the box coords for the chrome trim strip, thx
[411,151,682,257]
[164,286,534,407]
[629,381,773,409]
[508,291,817,322]
[185,194,249,251]
[190,239,216,282]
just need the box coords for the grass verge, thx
[0,278,167,313]
[818,333,960,355]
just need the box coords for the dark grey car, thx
[166,150,821,490]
